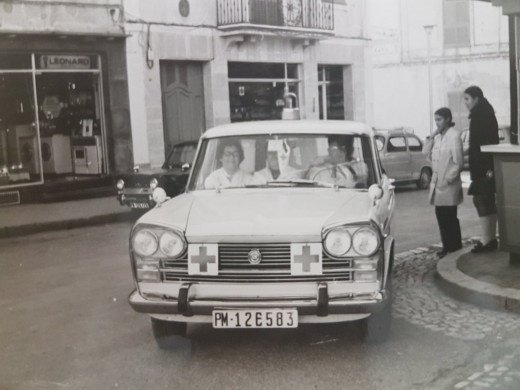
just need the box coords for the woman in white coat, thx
[425,108,464,258]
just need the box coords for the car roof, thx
[202,120,374,139]
[373,127,416,137]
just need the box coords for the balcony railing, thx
[217,0,334,32]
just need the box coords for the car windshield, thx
[165,143,197,168]
[189,133,376,191]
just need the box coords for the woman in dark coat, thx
[463,86,500,253]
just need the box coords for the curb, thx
[436,247,520,314]
[0,212,135,239]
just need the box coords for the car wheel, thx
[361,278,392,344]
[151,317,187,349]
[416,168,432,190]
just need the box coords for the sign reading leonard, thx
[40,55,91,70]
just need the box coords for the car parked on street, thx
[374,128,432,189]
[127,120,396,348]
[115,140,197,209]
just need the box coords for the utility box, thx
[482,144,520,265]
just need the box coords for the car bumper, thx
[128,281,390,323]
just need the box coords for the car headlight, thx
[116,179,125,190]
[159,231,185,258]
[352,228,380,256]
[132,229,158,257]
[324,228,352,257]
[150,178,158,189]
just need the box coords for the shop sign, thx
[40,55,91,70]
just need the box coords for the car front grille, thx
[161,243,352,283]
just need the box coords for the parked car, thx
[115,140,197,209]
[128,120,396,348]
[374,128,432,189]
[460,127,509,169]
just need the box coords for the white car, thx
[128,120,396,347]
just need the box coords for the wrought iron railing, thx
[217,0,334,31]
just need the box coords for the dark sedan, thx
[115,141,197,209]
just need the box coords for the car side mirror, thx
[181,163,191,172]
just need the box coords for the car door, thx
[406,135,425,180]
[381,135,410,182]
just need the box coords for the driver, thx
[204,139,254,189]
[306,135,368,188]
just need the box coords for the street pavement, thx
[1,222,519,389]
[0,183,518,316]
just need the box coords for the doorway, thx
[160,61,206,156]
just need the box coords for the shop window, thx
[318,65,345,120]
[228,62,300,123]
[0,73,40,187]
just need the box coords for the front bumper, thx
[128,281,389,323]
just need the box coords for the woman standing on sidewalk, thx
[463,86,500,253]
[425,107,464,258]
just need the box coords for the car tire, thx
[151,317,187,349]
[416,168,432,190]
[361,278,392,344]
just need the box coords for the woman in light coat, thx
[425,108,464,258]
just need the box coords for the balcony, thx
[217,0,334,39]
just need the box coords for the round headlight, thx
[152,187,168,204]
[150,178,158,189]
[159,231,185,258]
[132,229,158,257]
[324,228,352,257]
[116,179,125,190]
[352,228,380,256]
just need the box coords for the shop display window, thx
[228,62,300,123]
[0,52,107,190]
[0,73,39,186]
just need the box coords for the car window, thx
[189,134,377,190]
[407,136,422,152]
[167,143,197,167]
[375,136,385,152]
[387,136,407,152]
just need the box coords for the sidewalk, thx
[437,244,520,314]
[1,197,519,315]
[0,196,134,238]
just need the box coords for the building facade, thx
[0,0,132,204]
[123,0,374,168]
[369,0,510,139]
[479,0,519,144]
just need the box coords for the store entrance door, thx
[160,61,205,154]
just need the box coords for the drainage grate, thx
[0,191,20,206]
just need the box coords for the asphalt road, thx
[1,186,518,390]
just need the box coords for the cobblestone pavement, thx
[393,240,520,389]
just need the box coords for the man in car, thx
[306,135,368,188]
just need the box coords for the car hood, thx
[138,189,375,242]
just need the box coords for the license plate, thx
[212,309,298,329]
[130,202,149,209]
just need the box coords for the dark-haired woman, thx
[204,139,253,189]
[425,107,464,258]
[463,86,500,253]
